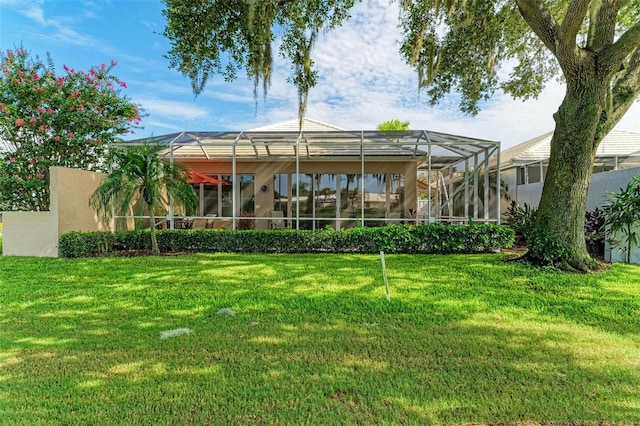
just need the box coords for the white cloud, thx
[136,97,210,121]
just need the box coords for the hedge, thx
[59,224,514,258]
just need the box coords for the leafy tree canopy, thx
[377,119,410,131]
[0,48,141,211]
[163,0,640,118]
[163,0,355,124]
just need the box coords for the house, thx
[122,118,502,231]
[1,118,502,257]
[499,129,640,211]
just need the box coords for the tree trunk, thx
[148,207,160,256]
[527,65,608,270]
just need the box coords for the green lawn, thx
[1,253,639,425]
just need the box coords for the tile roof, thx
[501,130,640,165]
[248,117,345,132]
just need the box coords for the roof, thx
[121,119,500,170]
[248,117,345,132]
[501,130,640,166]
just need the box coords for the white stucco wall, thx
[2,167,109,257]
[3,211,58,257]
[585,167,640,210]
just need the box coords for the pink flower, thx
[38,106,45,113]
[68,132,74,138]
[15,118,25,127]
[86,137,93,143]
[47,108,54,114]
[36,173,44,179]
[29,159,35,164]
[38,125,46,131]
[119,81,127,88]
[71,90,80,98]
[29,117,37,124]
[9,157,15,163]
[53,135,60,142]
[31,73,39,80]
[18,71,24,77]
[110,60,117,66]
[63,64,69,71]
[27,174,33,179]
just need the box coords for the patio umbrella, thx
[188,170,228,185]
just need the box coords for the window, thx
[282,172,405,229]
[273,174,288,214]
[196,174,254,217]
[291,174,314,229]
[517,162,546,185]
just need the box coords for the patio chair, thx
[192,217,208,229]
[269,210,285,229]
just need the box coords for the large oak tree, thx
[163,0,640,270]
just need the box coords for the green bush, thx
[504,200,537,243]
[58,231,116,258]
[59,224,515,258]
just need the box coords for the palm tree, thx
[90,142,198,255]
[450,166,510,220]
[376,119,410,131]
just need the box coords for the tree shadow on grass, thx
[2,253,639,423]
[2,311,638,424]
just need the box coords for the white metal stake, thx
[380,250,390,302]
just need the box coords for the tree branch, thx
[599,20,640,75]
[559,0,590,47]
[514,0,558,55]
[606,47,640,134]
[586,0,623,52]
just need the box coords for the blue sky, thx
[2,0,639,149]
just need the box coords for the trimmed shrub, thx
[58,231,116,258]
[59,224,515,258]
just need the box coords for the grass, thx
[1,253,639,425]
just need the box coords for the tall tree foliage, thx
[0,48,141,211]
[162,0,355,128]
[163,0,640,270]
[377,119,411,130]
[90,143,198,256]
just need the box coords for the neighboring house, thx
[499,129,640,211]
[498,129,640,264]
[122,118,502,230]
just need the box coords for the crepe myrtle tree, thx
[0,47,141,211]
[163,1,640,270]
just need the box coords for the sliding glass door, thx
[284,172,404,230]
